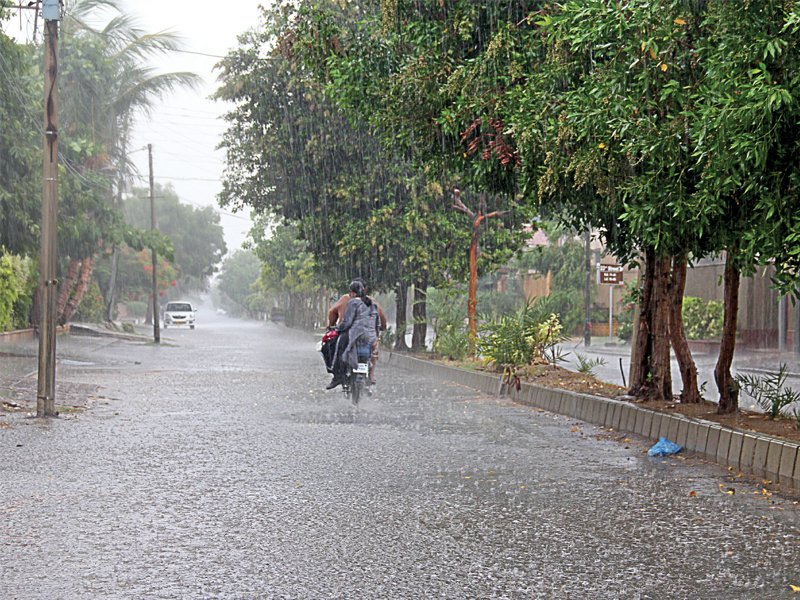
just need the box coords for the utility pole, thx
[779,295,787,352]
[148,144,160,344]
[795,292,800,354]
[37,0,61,417]
[584,228,592,347]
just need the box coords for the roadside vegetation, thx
[0,0,218,330]
[5,1,800,430]
[212,1,800,420]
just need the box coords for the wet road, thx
[2,313,799,599]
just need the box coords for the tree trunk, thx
[629,248,655,395]
[669,255,700,403]
[60,256,93,325]
[628,248,672,401]
[394,281,409,351]
[715,251,740,414]
[57,258,81,318]
[466,224,479,353]
[411,283,427,351]
[650,255,673,401]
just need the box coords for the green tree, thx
[59,0,200,322]
[277,0,532,346]
[216,249,263,318]
[215,2,468,346]
[691,1,800,412]
[122,183,227,293]
[251,220,327,328]
[0,30,40,257]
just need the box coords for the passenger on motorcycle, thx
[326,278,386,385]
[326,280,380,390]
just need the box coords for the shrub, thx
[434,325,469,361]
[380,326,396,350]
[0,250,32,332]
[428,286,469,360]
[736,364,800,418]
[682,296,723,340]
[125,301,148,319]
[575,353,607,376]
[73,281,105,323]
[477,302,567,373]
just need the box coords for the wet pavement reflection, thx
[1,313,798,598]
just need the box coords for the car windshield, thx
[166,303,192,312]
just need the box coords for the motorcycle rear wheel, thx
[351,374,363,405]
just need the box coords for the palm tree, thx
[55,0,201,324]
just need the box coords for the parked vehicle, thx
[163,301,196,329]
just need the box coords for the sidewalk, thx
[0,323,153,410]
[559,338,800,413]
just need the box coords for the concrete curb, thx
[0,325,70,344]
[386,352,800,492]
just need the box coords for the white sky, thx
[3,0,263,253]
[122,0,262,253]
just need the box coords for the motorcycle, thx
[342,342,371,405]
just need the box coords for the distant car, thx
[163,301,196,329]
[216,308,227,316]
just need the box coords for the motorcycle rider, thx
[327,278,386,386]
[326,280,380,390]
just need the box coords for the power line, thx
[153,176,222,182]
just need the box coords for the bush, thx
[683,296,723,339]
[736,364,800,419]
[73,281,105,323]
[428,286,469,360]
[125,301,148,319]
[434,325,469,361]
[0,250,32,332]
[380,326,396,350]
[477,302,566,373]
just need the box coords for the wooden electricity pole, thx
[37,1,61,417]
[148,144,160,344]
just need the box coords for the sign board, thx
[597,263,624,285]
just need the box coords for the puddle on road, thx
[60,359,95,366]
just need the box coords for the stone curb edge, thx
[385,352,800,492]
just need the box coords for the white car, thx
[163,301,196,329]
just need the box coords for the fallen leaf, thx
[570,425,580,432]
[674,17,687,25]
[688,490,697,497]
[790,584,800,592]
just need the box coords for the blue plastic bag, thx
[648,437,682,457]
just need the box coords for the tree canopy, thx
[124,183,227,291]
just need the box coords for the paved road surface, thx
[559,338,800,413]
[2,312,798,598]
